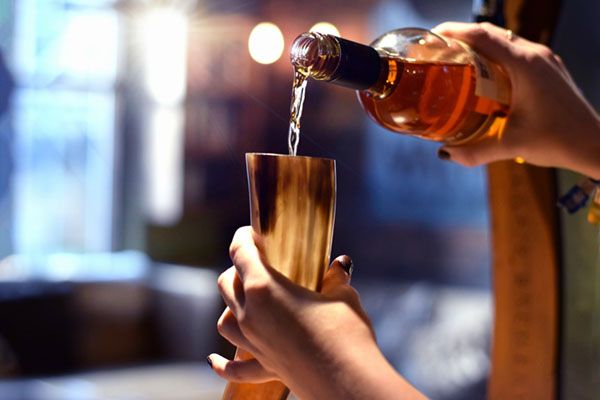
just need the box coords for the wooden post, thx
[486,1,562,399]
[487,164,560,399]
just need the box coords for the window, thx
[10,0,120,254]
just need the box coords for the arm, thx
[433,22,600,179]
[209,226,426,400]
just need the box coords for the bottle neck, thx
[290,33,383,91]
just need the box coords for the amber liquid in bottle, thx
[359,57,509,144]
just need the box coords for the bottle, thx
[290,28,511,144]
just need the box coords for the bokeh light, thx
[248,22,284,64]
[309,22,340,36]
[141,8,187,105]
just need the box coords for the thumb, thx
[207,353,278,383]
[321,255,353,295]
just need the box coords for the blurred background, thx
[0,0,597,399]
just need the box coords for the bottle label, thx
[471,52,510,105]
[558,178,600,215]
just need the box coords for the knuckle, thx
[244,278,272,302]
[520,50,538,66]
[217,272,226,289]
[229,242,240,263]
[224,362,243,381]
[536,44,554,59]
[235,310,251,330]
[477,21,494,32]
[230,244,247,267]
[217,267,234,291]
[523,45,555,68]
[240,281,273,327]
[459,152,480,167]
[229,227,250,261]
[343,286,361,304]
[216,318,226,335]
[466,24,494,46]
[533,55,553,70]
[216,312,228,335]
[553,54,565,68]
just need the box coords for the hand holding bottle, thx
[434,22,600,179]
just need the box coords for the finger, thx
[207,353,278,383]
[320,257,373,337]
[432,22,519,66]
[217,307,257,353]
[217,266,245,316]
[229,226,268,282]
[321,255,353,295]
[438,134,513,167]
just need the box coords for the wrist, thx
[556,112,600,179]
[573,116,600,179]
[587,117,600,179]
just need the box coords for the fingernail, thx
[338,255,354,276]
[206,356,213,368]
[437,149,451,160]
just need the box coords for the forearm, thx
[344,350,427,400]
[287,340,427,400]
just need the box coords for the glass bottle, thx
[290,28,511,144]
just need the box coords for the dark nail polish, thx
[206,356,213,368]
[338,255,354,276]
[437,149,451,160]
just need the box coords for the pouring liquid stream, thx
[288,68,310,156]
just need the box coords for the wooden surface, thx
[487,162,559,399]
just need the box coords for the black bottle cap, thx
[329,37,382,90]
